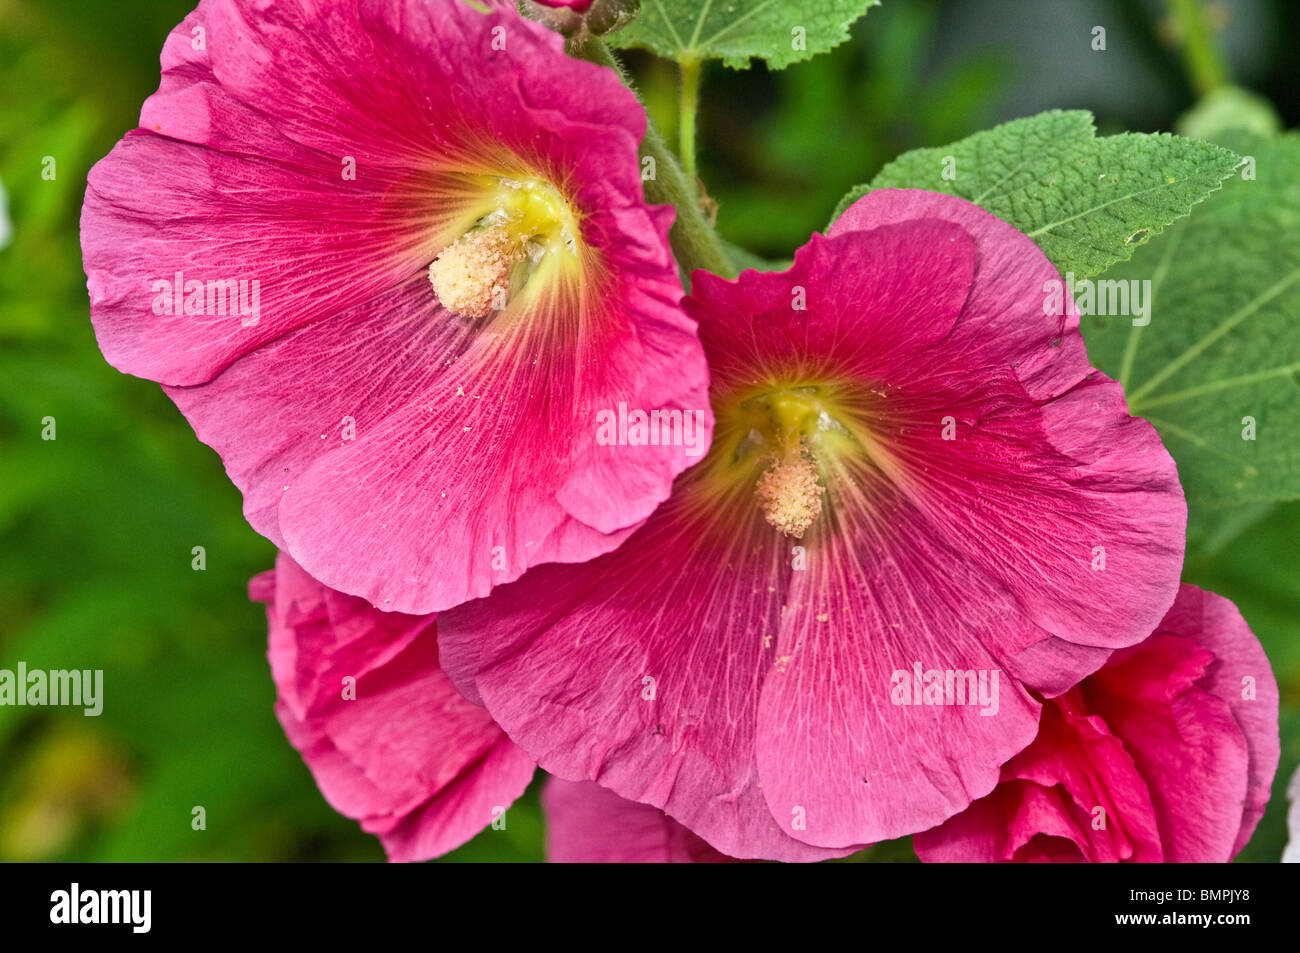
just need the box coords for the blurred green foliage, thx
[0,0,1296,862]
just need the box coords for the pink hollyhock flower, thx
[914,584,1280,863]
[82,0,710,614]
[252,552,535,862]
[438,189,1187,861]
[543,778,737,863]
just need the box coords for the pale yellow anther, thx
[428,225,522,319]
[755,446,824,538]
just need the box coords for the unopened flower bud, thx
[525,0,641,40]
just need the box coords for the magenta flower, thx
[438,189,1188,860]
[82,0,710,614]
[252,553,534,862]
[543,778,737,863]
[915,584,1279,863]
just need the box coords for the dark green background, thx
[1,0,1295,862]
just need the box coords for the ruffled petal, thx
[257,553,535,861]
[439,491,852,862]
[1157,584,1280,855]
[916,584,1279,862]
[543,778,737,863]
[914,691,1164,862]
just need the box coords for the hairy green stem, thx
[679,56,702,183]
[569,38,734,280]
[1166,0,1230,96]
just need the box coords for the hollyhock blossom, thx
[252,552,534,862]
[82,0,710,614]
[438,188,1187,861]
[543,778,736,863]
[915,584,1279,863]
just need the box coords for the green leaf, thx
[1083,132,1300,506]
[609,0,879,70]
[831,110,1241,279]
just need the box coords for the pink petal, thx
[915,689,1163,862]
[1086,586,1277,862]
[829,191,1186,663]
[917,584,1279,862]
[1158,584,1281,855]
[542,778,737,863]
[440,494,852,862]
[258,553,535,861]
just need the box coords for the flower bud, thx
[525,0,640,39]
